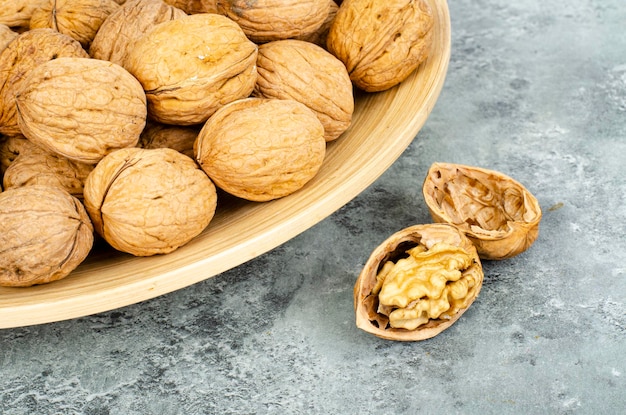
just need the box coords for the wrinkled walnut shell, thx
[0,134,37,176]
[254,39,354,142]
[15,57,147,164]
[194,98,326,202]
[89,0,186,67]
[83,147,218,256]
[0,184,94,287]
[0,0,46,29]
[422,162,542,260]
[124,13,258,125]
[0,29,88,137]
[327,0,433,92]
[354,223,483,341]
[163,0,216,14]
[0,24,17,52]
[216,0,331,43]
[139,122,199,158]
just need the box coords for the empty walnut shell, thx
[354,223,483,341]
[124,13,258,125]
[0,184,94,287]
[327,0,433,92]
[422,162,542,260]
[83,147,218,256]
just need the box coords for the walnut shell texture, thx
[2,144,95,200]
[15,57,147,164]
[0,29,89,137]
[422,162,542,260]
[89,0,187,67]
[83,147,218,256]
[195,98,326,202]
[0,24,18,52]
[139,122,199,158]
[354,223,483,341]
[254,39,353,142]
[216,0,331,43]
[327,0,434,92]
[0,184,94,287]
[293,0,338,48]
[0,134,36,176]
[0,0,46,29]
[29,0,121,48]
[125,13,258,125]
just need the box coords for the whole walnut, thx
[216,0,331,43]
[0,24,17,52]
[3,144,95,200]
[30,0,121,49]
[89,0,186,67]
[0,0,46,29]
[0,184,94,287]
[125,13,258,125]
[194,98,326,202]
[327,0,433,92]
[163,0,217,13]
[254,39,353,142]
[139,122,200,158]
[0,29,88,137]
[83,147,218,256]
[15,57,147,164]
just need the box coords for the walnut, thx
[293,0,338,48]
[15,57,147,164]
[0,24,17,52]
[0,29,88,137]
[139,122,199,158]
[216,0,331,44]
[253,39,353,142]
[83,147,218,256]
[327,0,434,92]
[163,0,217,14]
[124,13,258,125]
[194,98,326,202]
[0,184,94,287]
[354,223,483,341]
[422,162,542,260]
[0,0,46,29]
[2,144,95,200]
[29,0,121,49]
[89,0,186,67]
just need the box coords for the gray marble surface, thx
[2,0,626,414]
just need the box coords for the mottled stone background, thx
[2,0,625,413]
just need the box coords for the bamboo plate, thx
[0,0,451,329]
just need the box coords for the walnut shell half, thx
[354,223,483,341]
[0,184,94,287]
[422,162,542,260]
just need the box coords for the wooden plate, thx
[0,0,451,329]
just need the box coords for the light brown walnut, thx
[327,0,434,92]
[253,39,353,142]
[216,0,331,44]
[2,144,95,200]
[354,223,483,341]
[0,0,46,29]
[89,0,186,67]
[194,98,326,202]
[0,134,37,177]
[30,0,121,49]
[83,147,218,256]
[0,184,94,287]
[422,162,542,260]
[15,57,147,164]
[125,13,258,125]
[0,29,88,137]
[293,0,338,48]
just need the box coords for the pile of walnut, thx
[0,0,435,287]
